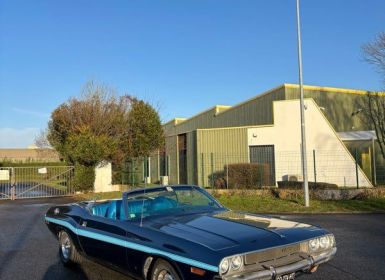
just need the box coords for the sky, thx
[0,0,384,148]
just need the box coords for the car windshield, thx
[125,186,222,220]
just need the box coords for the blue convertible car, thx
[45,185,336,280]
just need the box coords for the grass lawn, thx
[215,194,385,213]
[76,191,385,213]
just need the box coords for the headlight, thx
[219,255,244,275]
[219,259,229,274]
[231,255,243,270]
[329,234,336,247]
[319,236,330,249]
[308,234,335,253]
[309,238,320,251]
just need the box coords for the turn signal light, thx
[191,267,206,276]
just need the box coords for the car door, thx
[77,200,128,270]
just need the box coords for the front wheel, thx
[58,230,82,266]
[151,259,181,280]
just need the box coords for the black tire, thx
[58,230,82,266]
[151,259,181,280]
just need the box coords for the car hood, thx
[146,210,326,251]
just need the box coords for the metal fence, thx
[0,166,75,200]
[112,149,385,189]
[113,159,150,186]
[199,150,385,188]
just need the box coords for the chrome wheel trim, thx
[60,232,71,260]
[156,269,175,280]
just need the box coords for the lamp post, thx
[296,0,309,207]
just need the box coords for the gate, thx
[0,166,74,200]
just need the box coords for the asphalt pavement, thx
[0,198,384,280]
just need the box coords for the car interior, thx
[90,200,124,220]
[90,196,178,220]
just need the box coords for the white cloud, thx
[11,107,50,118]
[0,128,40,148]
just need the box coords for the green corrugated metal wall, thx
[150,152,160,183]
[186,131,196,185]
[212,87,285,128]
[196,127,250,186]
[175,107,218,134]
[172,86,285,135]
[285,87,369,132]
[165,135,178,184]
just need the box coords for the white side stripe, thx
[45,216,219,272]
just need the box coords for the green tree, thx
[128,99,164,158]
[46,81,164,190]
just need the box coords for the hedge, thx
[213,163,272,189]
[277,181,338,190]
[74,164,95,191]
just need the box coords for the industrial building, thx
[0,148,61,163]
[144,84,384,188]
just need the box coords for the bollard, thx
[11,185,16,200]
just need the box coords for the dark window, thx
[178,134,187,184]
[160,153,169,176]
[249,145,276,186]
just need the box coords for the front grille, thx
[245,243,302,265]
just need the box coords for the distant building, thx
[0,148,61,163]
[142,84,384,188]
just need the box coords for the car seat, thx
[150,196,177,212]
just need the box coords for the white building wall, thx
[247,99,372,187]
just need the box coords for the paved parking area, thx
[0,198,384,280]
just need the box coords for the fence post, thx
[226,157,229,189]
[355,148,359,189]
[201,153,205,187]
[167,155,170,178]
[10,167,15,200]
[143,157,146,187]
[11,186,15,200]
[210,153,214,188]
[313,149,317,184]
[131,160,134,187]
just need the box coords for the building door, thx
[178,134,187,184]
[361,148,372,182]
[249,145,276,186]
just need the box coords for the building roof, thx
[0,148,61,162]
[164,83,383,128]
[284,83,378,96]
[338,131,377,141]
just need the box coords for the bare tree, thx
[362,32,385,159]
[362,32,385,83]
[361,92,385,159]
[35,129,51,149]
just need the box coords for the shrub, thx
[74,164,95,191]
[213,163,272,189]
[277,181,338,190]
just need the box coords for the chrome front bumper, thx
[222,247,337,280]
